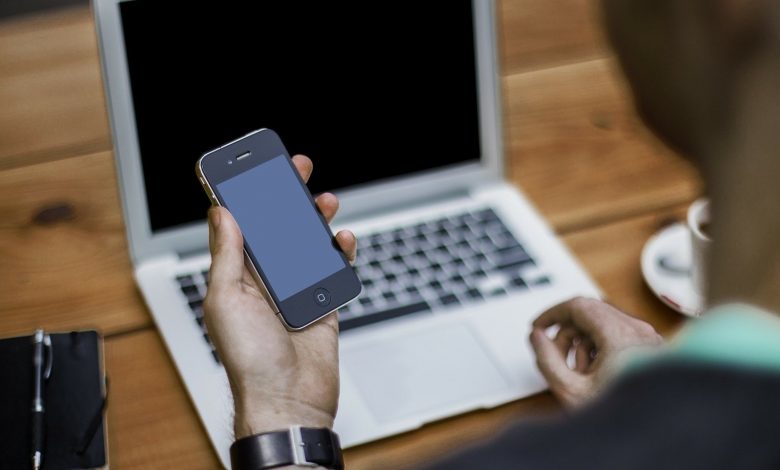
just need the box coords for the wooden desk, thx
[0,3,701,468]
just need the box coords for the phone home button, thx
[313,288,331,307]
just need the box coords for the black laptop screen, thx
[119,1,481,232]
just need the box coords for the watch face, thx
[230,427,343,470]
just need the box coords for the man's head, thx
[601,0,780,160]
[604,1,780,313]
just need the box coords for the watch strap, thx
[230,426,344,470]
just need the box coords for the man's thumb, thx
[208,207,245,287]
[529,327,579,391]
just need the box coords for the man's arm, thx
[204,155,355,469]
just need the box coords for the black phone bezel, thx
[198,129,361,329]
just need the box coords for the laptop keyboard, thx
[340,208,549,330]
[175,271,220,364]
[175,207,550,362]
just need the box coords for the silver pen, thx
[31,330,52,470]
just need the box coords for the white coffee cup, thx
[687,198,712,298]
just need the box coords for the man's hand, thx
[203,155,356,439]
[529,297,663,408]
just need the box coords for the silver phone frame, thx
[195,129,361,331]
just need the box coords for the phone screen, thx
[216,155,346,301]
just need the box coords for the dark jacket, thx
[425,361,780,469]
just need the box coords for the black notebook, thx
[0,331,107,469]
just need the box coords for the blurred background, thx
[0,1,702,468]
[0,0,84,19]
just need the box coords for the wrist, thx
[234,395,335,439]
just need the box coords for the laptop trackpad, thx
[343,323,510,423]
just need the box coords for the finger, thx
[574,339,595,373]
[335,230,357,264]
[316,192,339,223]
[530,327,579,389]
[533,297,610,341]
[292,154,313,183]
[207,207,245,288]
[553,327,578,359]
[533,297,587,328]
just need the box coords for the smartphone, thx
[196,128,361,330]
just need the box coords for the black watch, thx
[230,426,344,470]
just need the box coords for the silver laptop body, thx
[94,1,600,467]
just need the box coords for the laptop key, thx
[439,293,459,306]
[340,301,432,332]
[466,287,483,299]
[497,243,527,256]
[180,284,200,300]
[496,248,534,271]
[454,239,473,251]
[368,233,382,246]
[494,235,523,250]
[475,208,499,223]
[533,275,551,286]
[177,274,195,287]
[510,276,528,289]
[472,252,488,264]
[489,287,507,297]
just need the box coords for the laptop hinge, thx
[336,187,472,224]
[176,246,210,261]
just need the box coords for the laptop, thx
[94,0,600,467]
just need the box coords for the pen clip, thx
[43,334,53,381]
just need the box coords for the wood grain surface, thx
[0,7,110,170]
[505,58,702,232]
[498,0,606,75]
[105,329,220,469]
[0,151,151,336]
[0,3,700,468]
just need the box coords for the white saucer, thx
[640,223,704,317]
